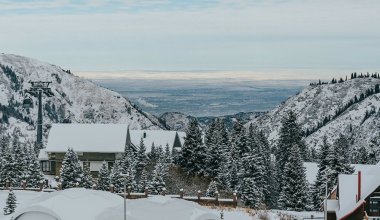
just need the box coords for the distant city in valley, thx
[93,78,307,117]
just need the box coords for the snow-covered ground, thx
[0,189,322,220]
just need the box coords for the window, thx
[108,162,114,170]
[370,197,380,214]
[41,161,51,172]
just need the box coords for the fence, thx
[0,180,238,208]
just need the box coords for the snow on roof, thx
[129,130,186,152]
[38,150,49,160]
[332,161,380,219]
[303,162,375,185]
[12,189,218,220]
[46,124,129,153]
[45,124,185,153]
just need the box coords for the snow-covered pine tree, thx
[60,148,84,189]
[257,129,273,206]
[216,119,230,157]
[266,156,279,209]
[216,160,231,190]
[82,162,93,189]
[312,135,330,210]
[231,120,247,158]
[0,146,17,187]
[110,160,124,193]
[12,137,28,186]
[278,144,308,211]
[276,111,306,200]
[25,146,44,188]
[164,143,172,165]
[97,161,110,191]
[137,168,148,192]
[178,119,206,175]
[357,146,369,164]
[135,138,148,180]
[240,176,262,209]
[229,162,239,191]
[368,138,379,164]
[240,149,265,209]
[149,157,166,194]
[326,134,354,191]
[3,189,16,215]
[206,180,218,197]
[121,144,137,190]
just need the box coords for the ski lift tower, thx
[23,81,54,151]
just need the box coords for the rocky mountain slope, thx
[0,54,164,144]
[160,111,265,131]
[248,76,380,150]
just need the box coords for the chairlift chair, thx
[22,97,34,109]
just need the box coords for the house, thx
[38,124,186,176]
[325,161,380,220]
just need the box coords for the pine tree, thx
[326,134,354,191]
[206,180,218,197]
[164,143,172,164]
[229,162,239,191]
[12,137,28,186]
[216,161,231,189]
[3,190,16,215]
[278,144,308,211]
[82,162,93,189]
[122,145,137,190]
[137,168,148,192]
[240,177,262,209]
[97,161,110,191]
[178,119,206,175]
[0,146,17,187]
[25,146,44,188]
[135,138,148,180]
[276,111,306,200]
[149,157,166,194]
[312,136,330,210]
[60,148,84,189]
[110,160,124,193]
[240,147,265,209]
[357,146,369,164]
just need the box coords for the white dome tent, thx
[11,189,218,220]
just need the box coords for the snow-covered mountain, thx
[0,54,164,144]
[248,77,380,150]
[160,111,265,131]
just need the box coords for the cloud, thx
[0,0,379,72]
[135,98,158,108]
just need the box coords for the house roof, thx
[45,124,185,154]
[46,124,129,153]
[331,161,380,220]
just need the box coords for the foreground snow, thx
[0,189,322,220]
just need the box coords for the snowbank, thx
[4,189,218,220]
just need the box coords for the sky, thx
[0,0,379,80]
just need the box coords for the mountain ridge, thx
[0,54,165,144]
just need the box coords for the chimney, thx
[358,171,362,201]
